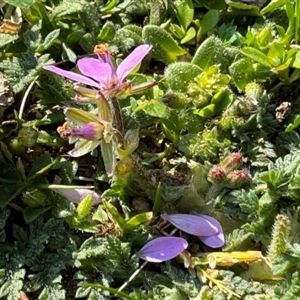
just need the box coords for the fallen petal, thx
[55,188,101,204]
[161,214,218,237]
[198,232,225,248]
[117,44,152,82]
[43,65,99,88]
[138,237,188,262]
[195,214,225,248]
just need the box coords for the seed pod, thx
[18,127,38,148]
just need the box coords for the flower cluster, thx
[138,213,224,262]
[43,44,154,159]
[208,152,250,188]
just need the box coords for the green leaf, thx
[229,58,256,91]
[66,29,85,44]
[241,47,273,68]
[0,183,24,207]
[200,9,219,33]
[117,25,143,45]
[174,0,194,30]
[123,211,153,232]
[291,51,300,68]
[140,100,169,118]
[4,0,33,7]
[211,89,233,114]
[98,21,116,41]
[170,24,186,40]
[76,194,93,218]
[142,25,186,64]
[180,27,196,44]
[51,0,84,18]
[192,36,230,71]
[0,141,14,164]
[23,207,51,223]
[267,43,285,67]
[0,33,19,48]
[0,162,23,183]
[28,154,53,178]
[286,115,300,132]
[152,182,162,215]
[40,29,60,51]
[225,0,260,11]
[62,43,77,64]
[0,280,23,299]
[165,62,202,91]
[260,0,288,14]
[196,104,216,118]
[102,200,126,228]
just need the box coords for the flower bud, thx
[220,152,243,173]
[207,165,226,184]
[227,169,250,188]
[54,189,101,204]
[70,122,104,141]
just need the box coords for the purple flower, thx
[69,122,104,141]
[59,107,109,157]
[43,44,153,98]
[138,237,188,262]
[161,213,225,248]
[54,189,101,204]
[161,214,218,236]
[195,214,225,248]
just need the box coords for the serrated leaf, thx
[77,194,93,218]
[0,33,19,48]
[141,100,169,118]
[51,0,84,18]
[23,207,51,223]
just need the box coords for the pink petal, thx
[54,189,101,204]
[138,237,188,262]
[161,214,218,237]
[43,65,99,88]
[116,44,152,82]
[77,58,115,88]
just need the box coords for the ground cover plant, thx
[2,0,300,299]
